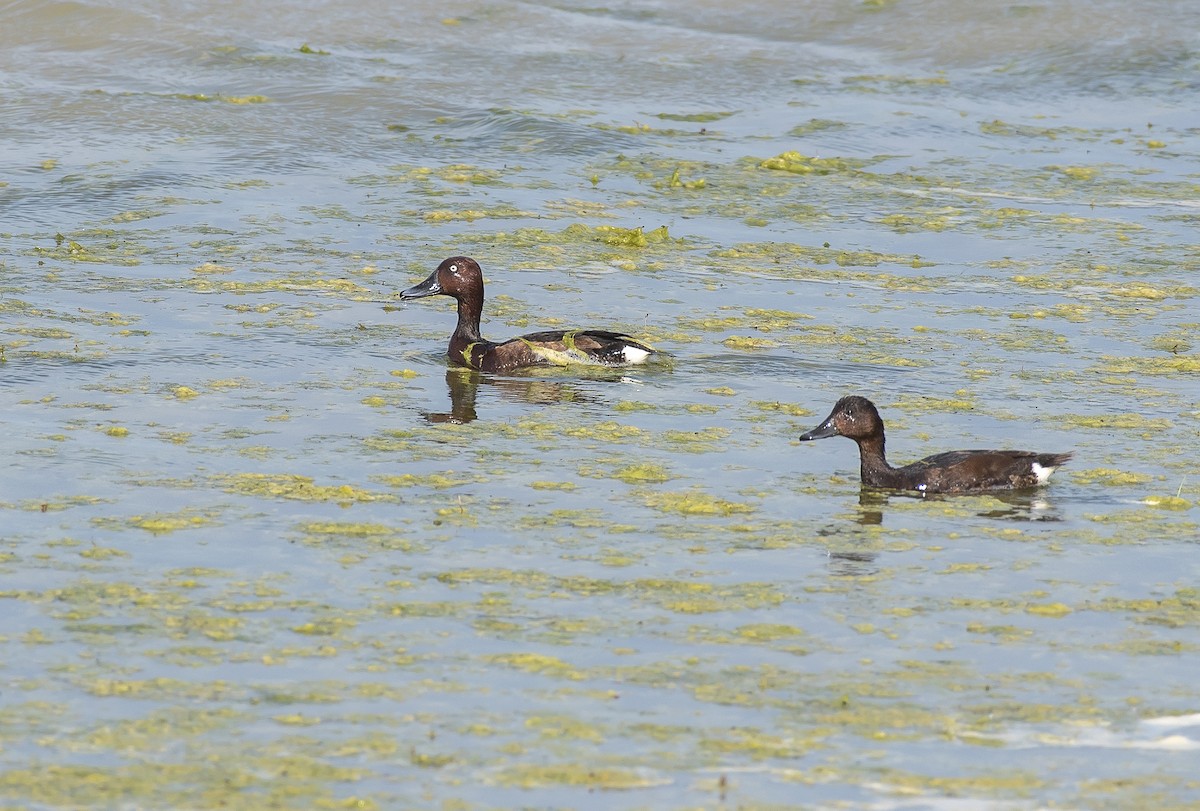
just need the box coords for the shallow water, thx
[2,0,1200,808]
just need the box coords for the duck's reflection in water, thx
[819,487,1064,576]
[423,367,624,424]
[423,369,481,424]
[853,489,888,527]
[825,549,880,577]
[975,490,1064,522]
[815,493,886,575]
[850,487,1063,525]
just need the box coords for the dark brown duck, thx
[400,257,655,373]
[800,395,1072,494]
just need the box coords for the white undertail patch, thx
[1031,462,1056,484]
[620,346,652,364]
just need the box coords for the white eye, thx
[449,264,459,274]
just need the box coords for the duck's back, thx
[466,329,654,372]
[890,449,1073,493]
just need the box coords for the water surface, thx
[2,1,1199,808]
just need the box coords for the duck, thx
[799,395,1072,494]
[399,257,656,373]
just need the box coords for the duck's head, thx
[800,395,883,442]
[400,256,483,301]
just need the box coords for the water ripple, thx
[440,107,642,157]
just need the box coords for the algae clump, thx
[641,489,754,516]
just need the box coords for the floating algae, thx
[1070,468,1156,487]
[654,111,737,122]
[215,473,395,504]
[377,471,486,490]
[1096,355,1200,375]
[297,522,415,551]
[593,224,673,247]
[422,205,534,222]
[660,426,731,453]
[641,489,754,517]
[1140,495,1193,511]
[759,151,870,175]
[1062,413,1172,432]
[94,511,215,534]
[723,336,776,350]
[489,652,585,681]
[608,463,674,484]
[496,763,666,789]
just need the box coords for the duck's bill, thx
[799,418,839,441]
[400,269,441,299]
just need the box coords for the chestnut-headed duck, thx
[800,395,1071,494]
[400,257,655,373]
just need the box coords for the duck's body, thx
[800,395,1071,494]
[400,257,655,373]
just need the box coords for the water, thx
[2,0,1199,808]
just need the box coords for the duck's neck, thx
[451,294,484,346]
[855,433,898,488]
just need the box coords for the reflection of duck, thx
[976,490,1064,522]
[422,368,610,425]
[423,369,480,424]
[400,257,656,373]
[801,396,1071,494]
[825,550,879,577]
[853,485,1063,522]
[854,488,886,526]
